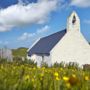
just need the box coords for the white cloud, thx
[70,0,90,7]
[0,0,58,32]
[18,32,35,41]
[18,25,50,41]
[0,24,13,32]
[37,25,49,34]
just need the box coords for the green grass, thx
[12,47,28,57]
[0,62,89,90]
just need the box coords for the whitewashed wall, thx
[50,11,90,66]
[50,30,90,66]
[28,54,51,66]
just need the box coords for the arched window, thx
[72,15,76,25]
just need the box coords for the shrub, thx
[41,61,48,68]
[66,62,79,69]
[52,61,65,68]
[83,64,90,71]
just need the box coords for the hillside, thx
[12,47,28,57]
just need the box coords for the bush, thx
[83,64,90,71]
[41,61,48,68]
[65,62,79,69]
[0,58,7,64]
[52,61,65,68]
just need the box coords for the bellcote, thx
[67,11,80,32]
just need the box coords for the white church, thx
[27,11,90,66]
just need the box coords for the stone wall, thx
[0,48,13,61]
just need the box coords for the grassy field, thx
[12,47,28,58]
[0,62,89,90]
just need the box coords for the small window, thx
[72,15,76,24]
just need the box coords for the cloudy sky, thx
[0,0,90,48]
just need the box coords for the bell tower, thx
[67,11,80,32]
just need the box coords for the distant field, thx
[12,47,28,57]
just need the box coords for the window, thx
[72,15,76,25]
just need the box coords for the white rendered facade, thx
[28,11,90,66]
[51,11,90,66]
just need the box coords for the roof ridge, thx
[41,29,66,39]
[28,29,66,56]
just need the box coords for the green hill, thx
[12,47,28,58]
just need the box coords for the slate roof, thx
[28,29,66,56]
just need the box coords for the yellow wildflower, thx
[63,76,69,81]
[1,65,3,69]
[40,77,43,80]
[54,72,59,77]
[24,75,30,80]
[33,67,36,70]
[37,66,40,69]
[72,74,76,78]
[42,67,45,70]
[66,83,71,88]
[13,66,16,70]
[56,77,60,80]
[40,73,44,77]
[85,76,89,81]
[60,68,63,71]
[32,78,34,82]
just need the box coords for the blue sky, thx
[0,0,90,48]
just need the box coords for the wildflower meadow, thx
[0,59,90,90]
